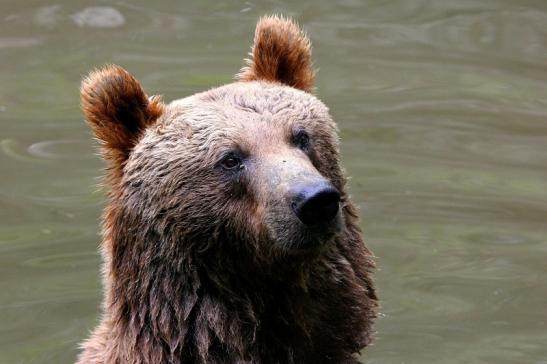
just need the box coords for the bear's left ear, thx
[237,15,316,93]
[81,65,164,183]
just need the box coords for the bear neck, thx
[100,204,343,362]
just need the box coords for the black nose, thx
[291,182,341,226]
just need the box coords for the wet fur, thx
[77,15,376,364]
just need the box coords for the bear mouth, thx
[268,209,343,252]
[295,215,343,250]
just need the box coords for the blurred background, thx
[1,1,546,363]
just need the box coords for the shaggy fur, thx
[77,15,376,364]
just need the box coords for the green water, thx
[1,1,546,363]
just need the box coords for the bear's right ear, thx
[81,65,164,181]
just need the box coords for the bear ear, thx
[81,65,164,181]
[237,15,316,92]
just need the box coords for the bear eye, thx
[293,130,310,151]
[220,154,242,170]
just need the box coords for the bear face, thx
[122,82,344,256]
[78,15,376,364]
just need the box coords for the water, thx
[1,1,546,363]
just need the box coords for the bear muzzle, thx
[258,152,343,250]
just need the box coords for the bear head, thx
[82,16,349,263]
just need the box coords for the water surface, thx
[1,1,546,363]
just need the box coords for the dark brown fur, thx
[80,65,165,187]
[77,15,376,364]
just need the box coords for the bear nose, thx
[291,182,341,226]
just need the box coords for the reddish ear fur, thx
[81,65,164,183]
[237,15,316,92]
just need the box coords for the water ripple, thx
[27,139,90,160]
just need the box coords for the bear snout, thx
[290,181,341,226]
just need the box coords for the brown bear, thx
[77,15,377,364]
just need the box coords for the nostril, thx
[292,183,341,226]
